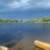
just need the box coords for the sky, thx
[0,0,49,19]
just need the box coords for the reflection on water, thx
[0,23,49,50]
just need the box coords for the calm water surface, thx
[0,23,50,49]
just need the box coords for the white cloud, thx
[34,1,50,9]
[6,0,49,10]
[7,0,31,9]
[0,0,50,12]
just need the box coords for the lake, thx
[0,23,50,50]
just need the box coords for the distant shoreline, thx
[0,18,50,23]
